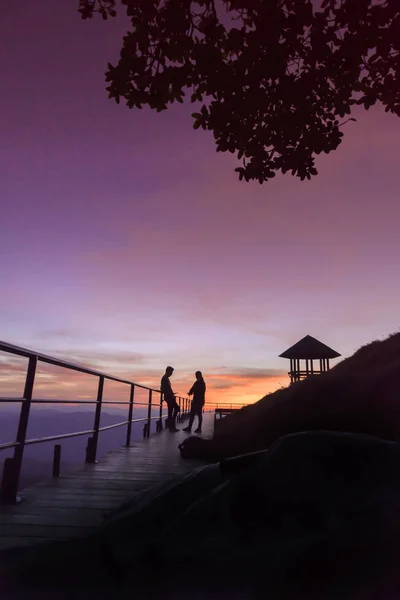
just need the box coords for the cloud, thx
[49,348,149,372]
[0,355,28,372]
[38,329,76,339]
[203,368,287,392]
[0,346,288,406]
[209,366,286,379]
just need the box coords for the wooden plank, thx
[0,524,97,538]
[93,459,190,465]
[0,537,55,550]
[14,495,133,508]
[33,479,146,491]
[0,506,107,518]
[53,473,170,482]
[14,497,122,510]
[89,452,200,461]
[1,522,95,539]
[78,471,186,479]
[21,488,136,499]
[0,513,103,527]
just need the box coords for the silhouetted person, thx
[183,371,206,434]
[161,366,180,432]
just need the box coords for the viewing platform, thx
[0,341,234,553]
[0,412,214,551]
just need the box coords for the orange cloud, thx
[1,349,288,410]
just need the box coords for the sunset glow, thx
[1,2,399,408]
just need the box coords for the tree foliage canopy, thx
[79,0,400,182]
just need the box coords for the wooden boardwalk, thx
[0,414,214,551]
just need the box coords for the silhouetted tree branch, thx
[79,0,400,182]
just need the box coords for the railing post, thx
[1,355,37,504]
[158,392,163,430]
[126,384,135,447]
[86,375,104,463]
[53,444,61,477]
[146,389,152,438]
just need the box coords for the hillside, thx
[180,332,400,460]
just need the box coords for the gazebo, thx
[279,335,341,384]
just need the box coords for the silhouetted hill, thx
[180,332,400,460]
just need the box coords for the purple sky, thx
[1,1,400,405]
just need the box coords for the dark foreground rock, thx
[2,431,400,599]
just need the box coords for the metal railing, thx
[0,341,192,504]
[207,402,249,410]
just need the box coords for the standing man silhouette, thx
[161,366,180,432]
[183,371,206,434]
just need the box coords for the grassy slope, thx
[203,332,400,459]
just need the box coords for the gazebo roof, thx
[279,335,341,360]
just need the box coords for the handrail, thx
[0,397,25,403]
[0,441,19,450]
[0,340,165,393]
[0,415,168,451]
[0,340,192,504]
[204,402,249,409]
